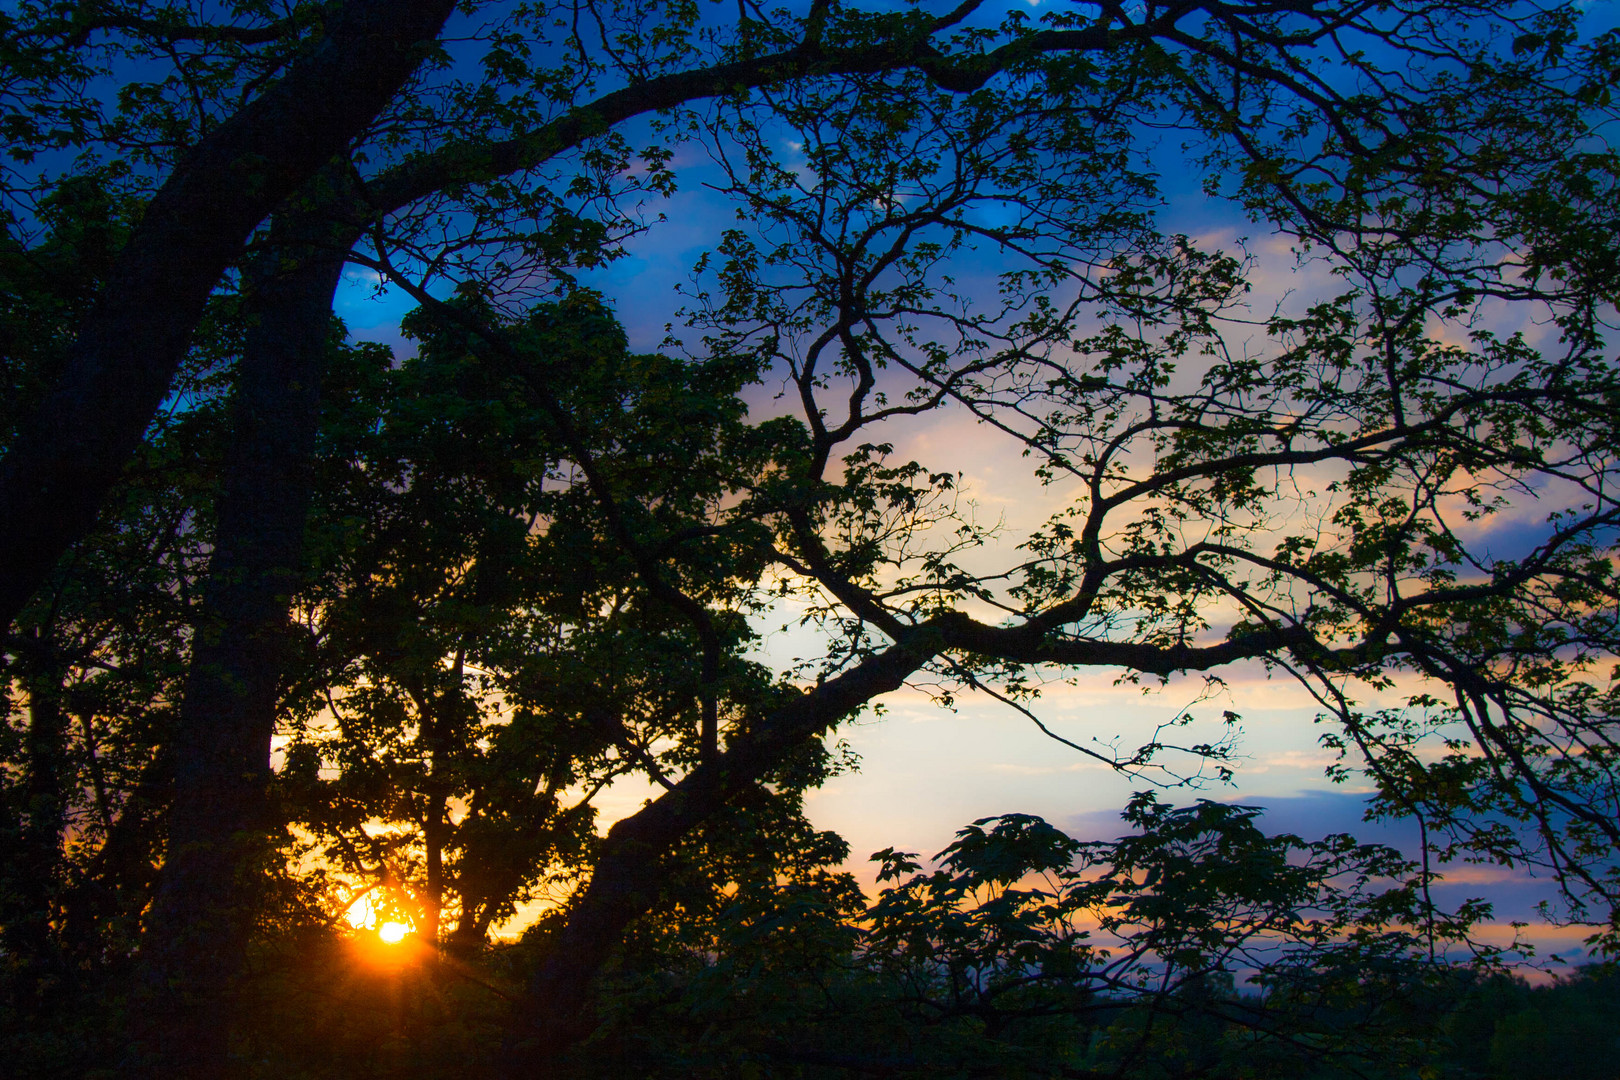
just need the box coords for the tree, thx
[1442,966,1620,1080]
[4,1,1620,1076]
[0,0,461,625]
[496,11,1620,1061]
[581,799,1464,1079]
[282,290,784,949]
[0,267,234,1072]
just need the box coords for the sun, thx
[344,892,416,944]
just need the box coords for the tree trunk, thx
[137,212,347,1077]
[2,665,70,996]
[424,795,447,944]
[503,639,929,1072]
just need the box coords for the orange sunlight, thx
[345,892,416,944]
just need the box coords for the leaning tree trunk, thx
[137,208,348,1077]
[502,639,929,1074]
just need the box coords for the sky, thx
[328,0,1620,968]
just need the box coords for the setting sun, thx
[345,893,415,943]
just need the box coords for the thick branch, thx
[0,0,457,629]
[363,13,1147,215]
[502,598,1321,1066]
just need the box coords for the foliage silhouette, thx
[3,1,1620,1076]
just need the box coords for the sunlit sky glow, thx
[345,893,415,944]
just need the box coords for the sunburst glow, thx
[345,893,379,930]
[345,893,414,943]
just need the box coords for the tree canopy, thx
[3,0,1620,1076]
